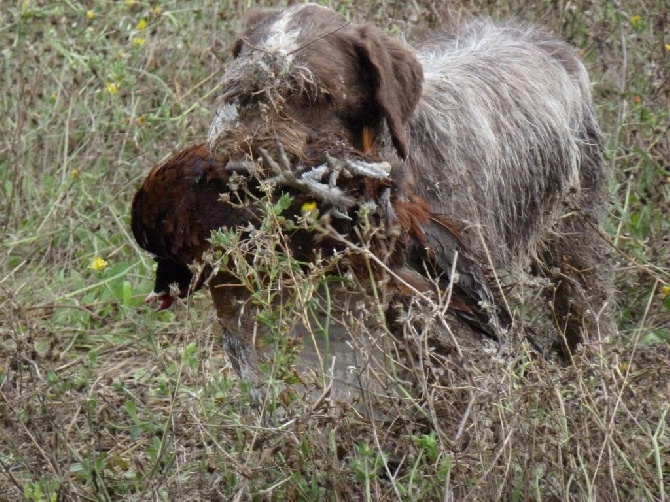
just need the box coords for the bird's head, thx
[145,258,195,310]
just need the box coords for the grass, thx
[1,0,668,500]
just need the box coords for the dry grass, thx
[0,0,668,500]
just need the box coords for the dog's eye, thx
[292,87,332,107]
[283,89,335,125]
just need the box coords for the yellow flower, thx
[665,44,670,52]
[136,116,146,125]
[137,19,147,30]
[106,82,119,94]
[661,284,670,300]
[70,168,80,179]
[86,10,94,19]
[132,37,146,46]
[125,0,135,5]
[152,6,163,15]
[90,257,108,272]
[630,15,642,28]
[301,201,318,213]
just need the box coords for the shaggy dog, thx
[208,4,615,356]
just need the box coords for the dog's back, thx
[393,19,605,268]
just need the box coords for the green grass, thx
[1,0,669,500]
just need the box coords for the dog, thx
[208,3,616,357]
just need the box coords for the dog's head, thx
[209,4,423,160]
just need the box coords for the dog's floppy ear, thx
[354,27,424,159]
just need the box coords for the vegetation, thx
[1,0,668,500]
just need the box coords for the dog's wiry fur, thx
[209,3,616,355]
[405,21,600,263]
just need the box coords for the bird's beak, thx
[144,291,176,311]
